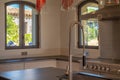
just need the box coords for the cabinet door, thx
[57,61,81,71]
[0,60,57,72]
[25,60,57,69]
[0,62,24,72]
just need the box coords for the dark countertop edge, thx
[0,55,84,64]
[75,72,120,80]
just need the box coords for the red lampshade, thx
[62,0,73,10]
[36,0,46,12]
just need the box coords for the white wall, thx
[60,0,100,58]
[0,0,100,59]
[0,0,61,59]
[99,20,120,59]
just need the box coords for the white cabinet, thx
[0,59,56,72]
[25,59,56,69]
[0,62,24,72]
[0,59,81,72]
[56,60,81,71]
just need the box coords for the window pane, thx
[81,3,98,15]
[82,20,98,46]
[24,5,37,46]
[80,2,99,47]
[6,4,19,47]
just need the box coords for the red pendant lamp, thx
[115,0,120,4]
[61,0,73,10]
[36,0,46,12]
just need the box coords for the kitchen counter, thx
[0,67,119,80]
[0,55,82,64]
[1,55,120,64]
[0,67,65,80]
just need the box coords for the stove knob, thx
[97,66,102,71]
[93,66,97,70]
[89,65,94,70]
[106,67,110,72]
[85,64,88,69]
[101,67,106,71]
[117,69,120,74]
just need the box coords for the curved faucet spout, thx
[68,21,86,80]
[69,21,85,55]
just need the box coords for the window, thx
[5,1,39,49]
[78,0,99,49]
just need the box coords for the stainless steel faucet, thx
[68,21,86,80]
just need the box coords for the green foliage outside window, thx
[7,15,19,46]
[83,7,98,46]
[25,33,32,45]
[7,15,32,46]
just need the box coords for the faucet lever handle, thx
[84,51,89,56]
[65,65,69,76]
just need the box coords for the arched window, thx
[78,0,99,49]
[5,1,39,49]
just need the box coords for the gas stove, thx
[84,60,120,75]
[79,59,120,80]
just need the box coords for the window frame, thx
[78,0,99,49]
[5,1,40,49]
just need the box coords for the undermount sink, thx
[0,76,10,80]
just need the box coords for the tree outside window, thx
[78,0,99,49]
[5,1,39,49]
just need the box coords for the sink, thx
[0,76,10,80]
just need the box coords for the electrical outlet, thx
[21,51,28,56]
